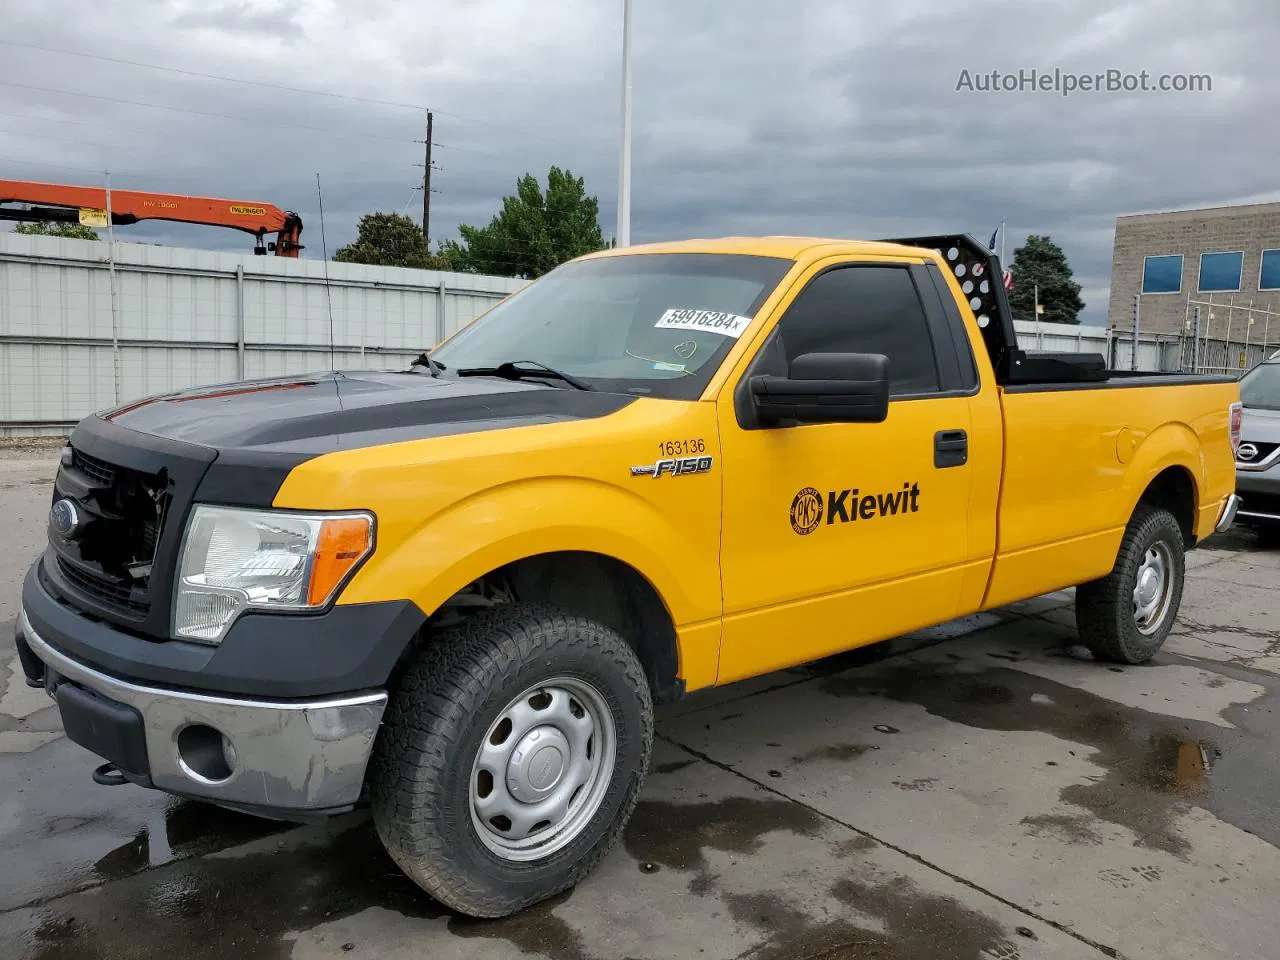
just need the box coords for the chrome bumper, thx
[1216,493,1242,533]
[20,608,387,813]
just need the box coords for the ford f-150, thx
[15,233,1243,917]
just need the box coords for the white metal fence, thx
[0,232,525,436]
[1012,318,1273,376]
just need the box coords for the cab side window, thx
[776,265,942,396]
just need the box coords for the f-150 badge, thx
[631,456,714,478]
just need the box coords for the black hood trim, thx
[181,378,639,507]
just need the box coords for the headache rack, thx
[881,233,1108,386]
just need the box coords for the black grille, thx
[56,557,149,614]
[49,447,167,620]
[1238,441,1279,466]
[72,448,117,486]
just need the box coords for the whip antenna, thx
[315,172,336,370]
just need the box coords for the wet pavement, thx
[2,453,1279,959]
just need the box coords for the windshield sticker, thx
[651,361,687,372]
[654,308,753,338]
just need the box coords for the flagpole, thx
[616,0,633,248]
[999,218,1006,265]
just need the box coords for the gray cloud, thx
[172,1,305,42]
[2,0,1277,323]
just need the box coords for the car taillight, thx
[1229,401,1243,455]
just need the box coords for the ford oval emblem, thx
[50,499,82,540]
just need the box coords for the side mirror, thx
[749,352,889,426]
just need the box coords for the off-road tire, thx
[368,602,653,918]
[1075,504,1185,664]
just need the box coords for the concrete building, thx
[1107,201,1280,344]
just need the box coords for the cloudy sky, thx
[2,0,1277,324]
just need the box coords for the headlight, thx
[174,506,374,644]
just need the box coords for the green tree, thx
[13,221,100,241]
[1008,234,1085,325]
[333,212,448,270]
[438,166,606,278]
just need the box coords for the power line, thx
[0,38,434,113]
[0,153,103,175]
[0,38,584,143]
[0,79,421,144]
[0,109,100,128]
[0,126,101,148]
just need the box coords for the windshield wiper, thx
[456,360,593,391]
[409,351,446,377]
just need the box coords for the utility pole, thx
[616,0,633,247]
[104,170,121,404]
[422,111,433,247]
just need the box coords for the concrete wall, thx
[1107,202,1280,336]
[0,232,527,436]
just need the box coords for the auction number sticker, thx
[654,308,753,338]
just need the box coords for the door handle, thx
[934,429,968,468]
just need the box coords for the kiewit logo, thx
[790,487,824,535]
[791,482,922,534]
[826,482,920,524]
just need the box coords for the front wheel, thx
[1075,504,1186,664]
[368,602,653,918]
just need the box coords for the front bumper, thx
[1236,469,1280,525]
[17,608,387,817]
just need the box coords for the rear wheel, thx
[368,602,653,918]
[1075,504,1185,664]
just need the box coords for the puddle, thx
[820,663,1280,856]
[0,736,292,911]
[10,796,830,960]
[12,821,437,960]
[791,743,875,765]
[724,874,1021,960]
[1020,813,1104,846]
[652,759,696,775]
[10,819,603,960]
[91,799,291,882]
[623,796,824,893]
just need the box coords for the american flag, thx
[989,227,1014,292]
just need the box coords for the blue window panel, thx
[1260,250,1280,291]
[1142,255,1183,294]
[1199,251,1243,292]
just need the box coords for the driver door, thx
[716,257,977,683]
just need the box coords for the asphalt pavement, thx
[2,450,1278,960]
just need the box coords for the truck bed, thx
[984,373,1240,609]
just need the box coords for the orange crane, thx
[0,179,304,256]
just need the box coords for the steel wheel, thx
[1132,541,1175,635]
[469,676,617,862]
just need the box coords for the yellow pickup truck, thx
[16,233,1242,917]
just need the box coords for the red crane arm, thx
[0,179,303,256]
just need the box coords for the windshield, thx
[428,252,794,399]
[1240,361,1280,411]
